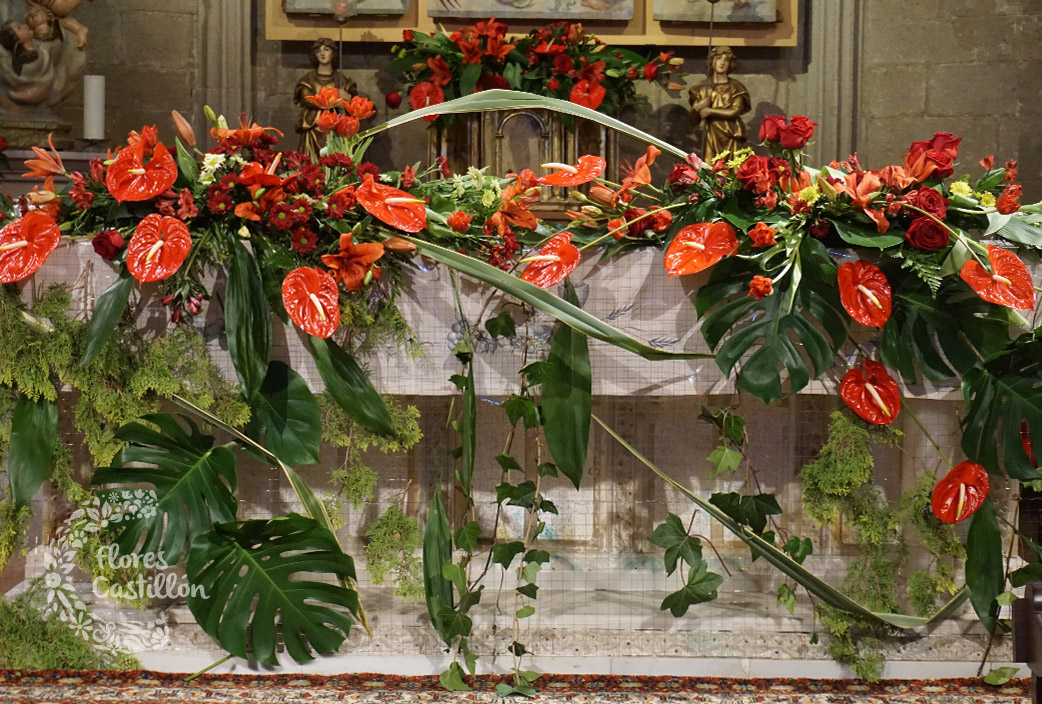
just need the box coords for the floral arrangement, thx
[0,88,1040,685]
[385,18,683,123]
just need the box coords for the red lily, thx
[210,115,284,147]
[427,56,453,87]
[125,213,191,282]
[931,461,989,524]
[0,210,61,283]
[106,141,178,203]
[355,174,427,233]
[22,133,65,179]
[662,222,738,277]
[282,267,341,338]
[320,233,385,292]
[520,232,580,288]
[960,244,1035,310]
[837,260,892,328]
[831,170,888,233]
[614,145,662,203]
[840,360,900,425]
[537,155,606,187]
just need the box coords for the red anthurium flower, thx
[520,232,580,289]
[321,233,385,292]
[960,244,1035,310]
[0,210,61,283]
[126,213,191,282]
[663,222,738,277]
[570,79,606,111]
[355,174,426,233]
[106,141,178,203]
[931,460,989,524]
[837,260,892,328]
[840,360,901,425]
[282,267,340,338]
[537,155,606,187]
[409,82,445,122]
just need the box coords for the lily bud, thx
[384,236,416,253]
[581,205,601,217]
[668,57,685,66]
[171,110,196,148]
[665,82,685,91]
[588,185,614,206]
[203,105,218,126]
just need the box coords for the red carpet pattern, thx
[0,671,1030,703]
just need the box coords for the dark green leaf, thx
[492,541,525,568]
[245,362,321,466]
[706,445,743,479]
[524,549,550,564]
[503,394,540,429]
[496,683,537,698]
[186,514,357,666]
[648,513,703,576]
[454,521,481,553]
[439,662,471,691]
[459,362,476,497]
[516,583,539,598]
[496,480,536,508]
[459,62,481,97]
[829,219,904,248]
[508,641,529,656]
[457,585,482,612]
[8,394,57,506]
[966,498,1003,632]
[437,606,473,641]
[696,239,847,403]
[93,413,238,564]
[80,269,133,366]
[308,336,395,437]
[226,238,271,399]
[709,492,782,534]
[782,536,813,564]
[542,279,591,489]
[485,309,516,338]
[520,361,556,386]
[750,531,775,562]
[537,462,558,477]
[699,407,746,446]
[660,561,722,617]
[1010,563,1042,588]
[961,332,1042,480]
[778,583,797,614]
[495,453,522,472]
[423,486,454,645]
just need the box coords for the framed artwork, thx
[428,0,634,21]
[654,0,776,23]
[283,0,410,16]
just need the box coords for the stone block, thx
[859,116,999,171]
[122,11,198,69]
[863,0,945,24]
[119,0,198,13]
[951,15,1016,62]
[862,19,958,68]
[111,66,196,114]
[999,118,1042,200]
[926,62,1020,116]
[861,64,928,118]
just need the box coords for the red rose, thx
[92,229,126,260]
[476,74,510,91]
[909,132,961,160]
[748,222,778,247]
[547,77,560,91]
[643,63,659,81]
[553,53,573,74]
[996,184,1023,214]
[626,66,638,80]
[668,163,699,187]
[735,155,778,193]
[623,207,648,238]
[905,132,961,181]
[748,275,773,300]
[777,115,817,150]
[758,115,786,143]
[0,136,7,152]
[907,187,948,220]
[904,215,949,251]
[447,210,472,233]
[648,206,672,232]
[385,91,402,109]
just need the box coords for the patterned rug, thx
[0,671,1030,703]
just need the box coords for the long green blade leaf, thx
[423,485,454,645]
[966,497,1003,632]
[542,279,591,489]
[361,89,686,160]
[404,236,709,362]
[8,393,57,506]
[246,361,322,466]
[226,238,272,400]
[593,413,968,629]
[459,363,475,499]
[80,268,133,366]
[308,336,394,437]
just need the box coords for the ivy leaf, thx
[696,239,847,403]
[503,394,540,429]
[495,453,522,472]
[8,393,57,507]
[516,605,535,619]
[496,481,536,508]
[508,641,529,656]
[881,279,1014,383]
[778,583,797,614]
[706,445,743,479]
[423,487,454,646]
[782,536,813,565]
[245,362,321,466]
[520,360,555,387]
[485,309,516,338]
[439,662,471,692]
[537,462,558,477]
[995,590,1016,607]
[698,406,745,446]
[453,521,481,553]
[80,268,134,366]
[659,560,723,617]
[708,492,782,534]
[542,279,591,489]
[226,238,271,401]
[1010,563,1042,588]
[437,605,473,641]
[983,666,1021,686]
[442,563,467,595]
[516,583,538,598]
[492,541,525,568]
[525,549,550,564]
[648,513,703,576]
[966,498,1003,632]
[750,530,775,562]
[961,331,1042,480]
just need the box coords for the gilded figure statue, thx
[688,45,750,162]
[294,37,358,157]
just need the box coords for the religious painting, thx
[428,0,634,21]
[283,0,409,16]
[653,0,776,23]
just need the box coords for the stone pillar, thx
[198,0,253,128]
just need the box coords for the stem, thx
[902,202,988,265]
[576,201,688,252]
[185,654,232,682]
[902,403,953,470]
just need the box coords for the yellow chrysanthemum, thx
[977,192,996,208]
[726,148,753,170]
[799,186,822,204]
[949,181,972,197]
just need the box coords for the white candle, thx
[83,74,105,141]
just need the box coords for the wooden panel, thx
[265,0,798,47]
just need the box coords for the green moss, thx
[339,295,423,359]
[0,500,33,574]
[365,504,424,601]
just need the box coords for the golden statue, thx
[688,45,750,162]
[293,37,358,157]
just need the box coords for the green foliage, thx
[984,667,1021,686]
[365,504,424,601]
[339,293,423,359]
[0,500,32,574]
[0,593,135,670]
[816,605,888,681]
[708,492,781,534]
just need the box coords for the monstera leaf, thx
[696,239,847,403]
[92,413,238,564]
[881,278,1015,383]
[187,514,359,666]
[961,330,1042,481]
